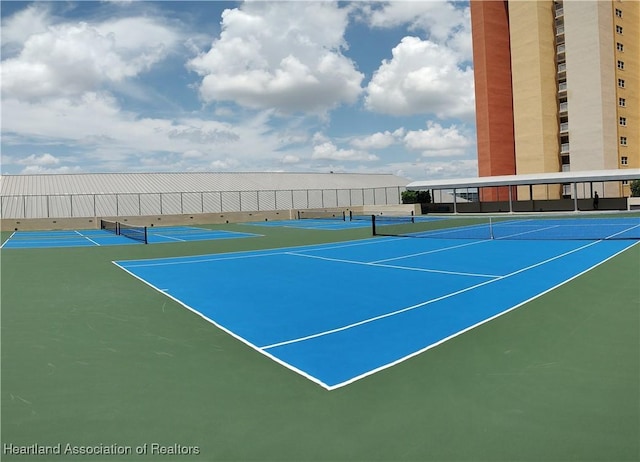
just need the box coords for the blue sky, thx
[1,1,477,180]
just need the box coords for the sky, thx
[1,0,478,181]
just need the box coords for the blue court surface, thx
[244,218,369,230]
[114,235,639,390]
[1,226,260,249]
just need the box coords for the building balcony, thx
[558,81,567,93]
[560,122,569,132]
[556,24,565,35]
[559,102,568,112]
[561,142,570,153]
[555,7,564,18]
[557,43,566,55]
[557,62,567,74]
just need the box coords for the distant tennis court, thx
[244,218,368,230]
[0,225,260,249]
[116,214,640,389]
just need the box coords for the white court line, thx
[114,238,639,391]
[370,239,489,264]
[75,229,101,246]
[494,224,562,240]
[152,233,186,242]
[111,260,331,390]
[117,236,405,267]
[606,223,640,239]
[327,239,640,390]
[260,239,603,350]
[286,251,500,278]
[0,231,17,249]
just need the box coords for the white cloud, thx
[1,14,181,101]
[187,2,364,114]
[358,1,472,61]
[16,153,60,166]
[20,165,84,175]
[403,121,473,157]
[423,159,478,180]
[377,159,478,181]
[365,36,474,120]
[1,92,304,173]
[1,4,51,48]
[312,140,378,162]
[281,154,300,164]
[350,129,404,150]
[209,158,240,170]
[12,152,84,174]
[0,2,479,177]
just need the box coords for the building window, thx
[617,60,625,70]
[619,97,626,107]
[617,42,624,52]
[616,25,623,34]
[618,78,625,88]
[616,8,623,18]
[620,117,627,126]
[620,137,627,146]
[621,157,628,165]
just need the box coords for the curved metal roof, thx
[0,172,409,196]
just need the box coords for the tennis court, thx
[0,225,260,249]
[2,214,639,461]
[115,215,640,389]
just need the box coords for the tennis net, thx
[100,219,119,235]
[349,211,414,221]
[297,210,346,220]
[372,213,640,241]
[118,222,148,244]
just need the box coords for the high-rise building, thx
[471,0,639,199]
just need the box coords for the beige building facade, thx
[471,0,639,199]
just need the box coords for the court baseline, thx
[115,237,638,389]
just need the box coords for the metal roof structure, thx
[0,172,409,196]
[406,169,640,190]
[407,169,640,213]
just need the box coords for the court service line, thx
[260,239,602,350]
[152,233,186,242]
[117,236,400,268]
[369,239,489,264]
[606,223,640,239]
[75,230,101,246]
[286,251,500,278]
[494,224,561,240]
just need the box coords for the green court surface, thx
[1,222,639,461]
